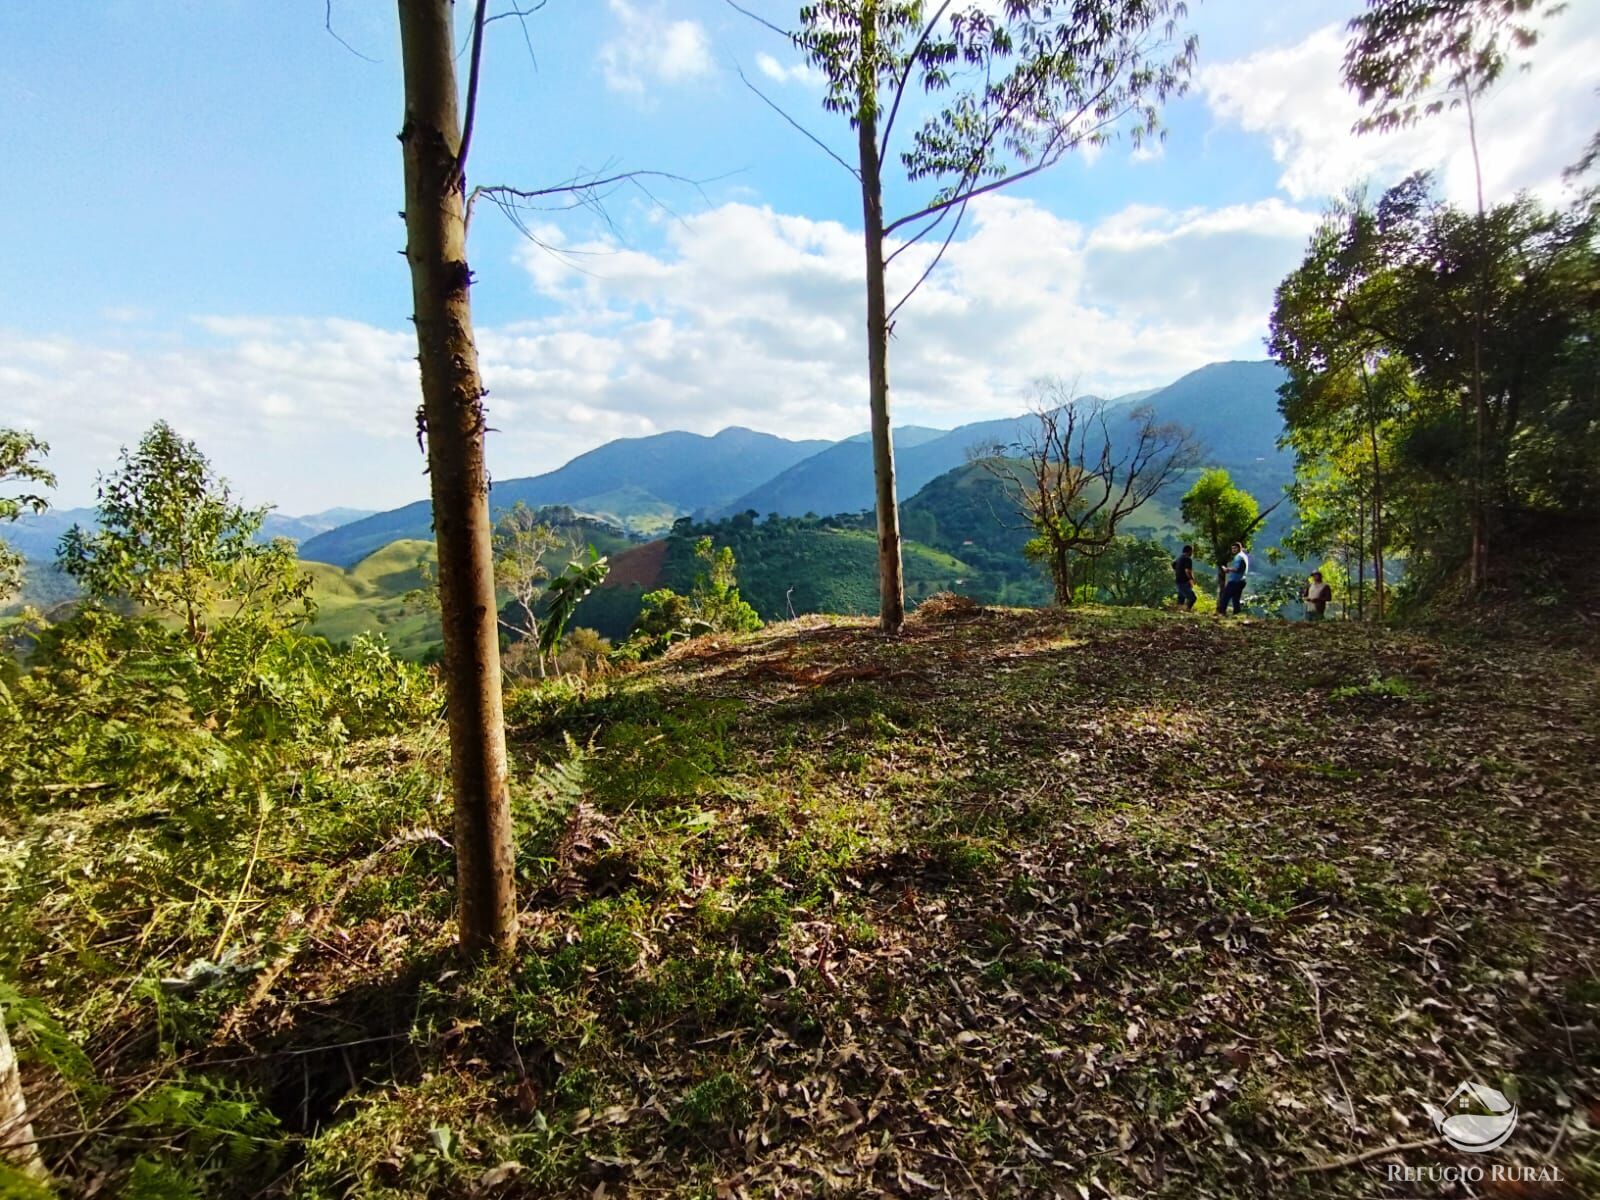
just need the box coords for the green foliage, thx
[1343,0,1560,136]
[1271,176,1599,601]
[578,512,975,640]
[0,429,55,600]
[493,501,563,655]
[125,1076,283,1186]
[1180,469,1261,582]
[1083,536,1175,608]
[794,1,1194,194]
[540,547,610,666]
[58,422,312,651]
[689,537,761,635]
[623,538,761,659]
[0,607,437,808]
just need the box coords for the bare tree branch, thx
[878,0,954,170]
[486,1,547,74]
[883,50,1140,237]
[452,0,491,192]
[467,168,711,232]
[721,0,792,39]
[324,0,378,63]
[988,383,1199,604]
[887,195,969,322]
[736,67,861,181]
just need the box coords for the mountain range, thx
[295,359,1290,567]
[4,359,1300,645]
[3,504,375,563]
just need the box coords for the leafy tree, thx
[492,501,564,677]
[1271,176,1599,600]
[539,548,610,674]
[1270,197,1418,617]
[625,539,762,658]
[745,0,1195,630]
[1344,0,1568,586]
[688,537,763,636]
[988,385,1198,605]
[0,429,54,601]
[1090,535,1174,608]
[58,423,310,656]
[1180,469,1267,603]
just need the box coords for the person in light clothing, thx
[1219,542,1248,615]
[1301,570,1333,620]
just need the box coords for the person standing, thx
[1219,541,1249,616]
[1301,570,1333,620]
[1173,543,1198,611]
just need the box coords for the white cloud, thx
[4,194,1321,512]
[755,52,821,87]
[1201,11,1600,207]
[598,0,713,95]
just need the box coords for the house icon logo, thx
[1424,1082,1518,1153]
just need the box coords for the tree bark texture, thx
[856,8,907,633]
[397,0,517,957]
[0,1010,45,1181]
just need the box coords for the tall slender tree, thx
[1343,0,1566,588]
[744,1,1194,630]
[396,0,516,957]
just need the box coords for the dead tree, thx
[987,382,1199,605]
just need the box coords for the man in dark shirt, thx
[1173,544,1198,611]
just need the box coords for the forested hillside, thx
[572,513,974,639]
[720,362,1292,519]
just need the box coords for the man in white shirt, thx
[1219,542,1248,615]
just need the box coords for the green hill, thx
[304,511,634,659]
[573,515,975,639]
[720,361,1293,519]
[303,539,444,660]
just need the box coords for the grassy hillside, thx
[9,608,1595,1196]
[303,538,444,660]
[305,512,633,659]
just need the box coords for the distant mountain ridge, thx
[299,426,831,566]
[3,504,375,563]
[716,361,1290,519]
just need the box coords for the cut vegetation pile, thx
[3,609,1596,1197]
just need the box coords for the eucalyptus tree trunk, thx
[855,6,907,633]
[1463,79,1490,591]
[0,1010,45,1182]
[397,0,517,958]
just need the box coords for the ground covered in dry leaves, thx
[14,606,1600,1197]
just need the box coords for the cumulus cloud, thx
[1201,11,1600,206]
[0,192,1321,512]
[598,0,713,95]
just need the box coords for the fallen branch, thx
[1294,1135,1441,1174]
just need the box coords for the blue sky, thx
[2,1,1595,512]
